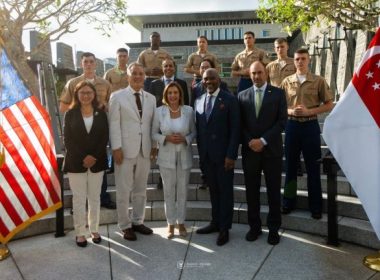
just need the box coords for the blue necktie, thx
[206,95,213,121]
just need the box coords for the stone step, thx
[13,201,380,250]
[62,184,367,221]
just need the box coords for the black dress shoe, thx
[123,228,137,241]
[281,207,293,215]
[245,229,262,242]
[217,230,229,246]
[101,201,117,209]
[132,224,153,235]
[92,235,102,244]
[76,237,87,247]
[311,212,322,220]
[196,224,219,234]
[267,231,280,245]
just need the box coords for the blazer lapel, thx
[208,95,222,123]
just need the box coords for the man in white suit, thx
[109,62,157,241]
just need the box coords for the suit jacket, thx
[191,80,230,107]
[195,89,240,164]
[238,84,287,157]
[149,77,189,106]
[108,85,156,158]
[152,105,196,169]
[63,107,108,173]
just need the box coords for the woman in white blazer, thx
[152,82,196,238]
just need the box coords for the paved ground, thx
[1,221,380,280]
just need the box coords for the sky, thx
[49,0,258,61]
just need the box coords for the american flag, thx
[0,45,62,244]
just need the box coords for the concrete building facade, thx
[126,10,290,93]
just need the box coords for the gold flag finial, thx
[0,244,10,261]
[364,252,380,272]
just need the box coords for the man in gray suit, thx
[109,62,157,241]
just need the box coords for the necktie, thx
[165,79,172,85]
[134,92,142,118]
[255,88,262,117]
[206,95,213,121]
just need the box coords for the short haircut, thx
[71,80,99,109]
[117,48,128,54]
[127,62,144,76]
[150,31,160,37]
[274,38,288,45]
[198,35,208,42]
[162,58,176,67]
[162,82,184,106]
[244,31,255,38]
[201,58,215,68]
[81,52,96,60]
[295,48,310,55]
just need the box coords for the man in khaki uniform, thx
[137,32,172,90]
[104,48,129,92]
[281,48,334,219]
[59,52,111,113]
[184,36,220,85]
[266,38,296,87]
[232,31,270,93]
[59,52,115,210]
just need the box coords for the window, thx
[262,30,271,37]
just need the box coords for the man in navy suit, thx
[149,58,189,106]
[238,61,287,245]
[195,68,240,246]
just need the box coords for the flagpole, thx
[0,244,10,261]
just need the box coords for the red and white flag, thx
[0,46,62,244]
[323,28,380,240]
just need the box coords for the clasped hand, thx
[293,104,310,116]
[248,139,264,152]
[83,155,97,168]
[165,133,186,144]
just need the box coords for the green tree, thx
[258,0,380,34]
[0,0,128,95]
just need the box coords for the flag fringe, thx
[0,202,62,244]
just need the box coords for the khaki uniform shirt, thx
[281,72,333,110]
[104,66,129,93]
[185,50,219,78]
[266,58,296,87]
[60,75,111,108]
[137,48,172,78]
[231,47,270,77]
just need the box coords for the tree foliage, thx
[258,0,380,33]
[0,0,128,95]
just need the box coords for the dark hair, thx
[70,81,99,109]
[81,52,96,60]
[150,31,160,37]
[201,58,215,68]
[117,48,128,54]
[295,48,310,55]
[244,31,255,38]
[274,38,288,45]
[162,58,176,68]
[198,35,208,42]
[162,82,184,106]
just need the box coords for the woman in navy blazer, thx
[63,81,109,247]
[152,82,196,238]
